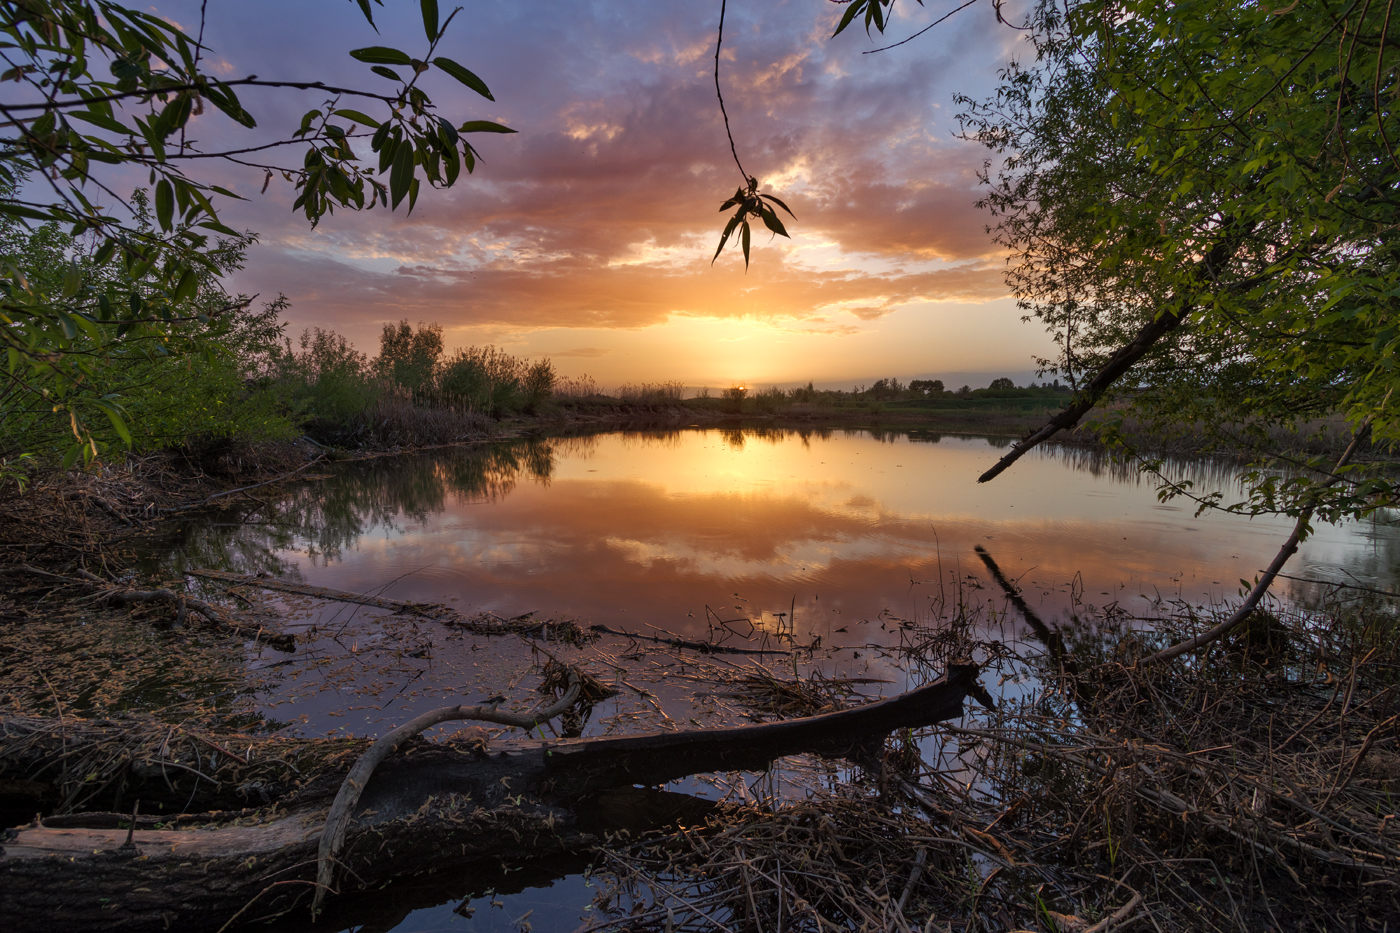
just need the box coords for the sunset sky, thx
[154,0,1054,389]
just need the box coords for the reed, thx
[617,381,686,402]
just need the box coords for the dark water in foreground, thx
[145,427,1400,931]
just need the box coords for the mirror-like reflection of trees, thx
[141,435,595,577]
[1039,443,1250,493]
[138,427,1400,597]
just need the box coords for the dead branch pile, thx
[445,609,592,642]
[2,565,293,649]
[946,653,1400,930]
[706,666,886,720]
[0,444,316,568]
[0,713,371,818]
[593,595,1400,933]
[584,794,1137,933]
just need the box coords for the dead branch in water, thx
[189,569,590,641]
[1140,418,1372,667]
[590,623,793,656]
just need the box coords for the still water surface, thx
[164,426,1398,641]
[153,427,1400,932]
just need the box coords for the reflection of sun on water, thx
[165,428,1400,642]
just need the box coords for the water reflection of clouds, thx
[153,429,1400,638]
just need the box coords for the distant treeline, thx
[565,377,1072,410]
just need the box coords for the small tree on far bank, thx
[375,321,443,394]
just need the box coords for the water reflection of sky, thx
[173,428,1397,641]
[160,428,1398,933]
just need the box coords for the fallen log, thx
[0,664,982,932]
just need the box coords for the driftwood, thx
[589,623,793,655]
[189,569,588,639]
[187,568,450,616]
[5,565,294,651]
[0,664,982,932]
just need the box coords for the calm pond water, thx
[148,426,1400,932]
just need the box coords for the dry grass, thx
[309,395,492,448]
[618,382,686,403]
[588,594,1400,933]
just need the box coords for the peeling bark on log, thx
[0,664,980,932]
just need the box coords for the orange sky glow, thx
[164,0,1055,388]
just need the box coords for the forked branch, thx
[312,675,584,915]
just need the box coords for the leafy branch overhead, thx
[713,178,795,270]
[0,0,512,464]
[708,0,919,267]
[709,0,796,269]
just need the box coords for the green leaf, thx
[92,399,132,447]
[333,108,382,129]
[350,46,412,66]
[61,442,83,470]
[378,132,398,173]
[712,215,740,264]
[208,185,245,200]
[760,193,796,217]
[390,136,414,209]
[433,57,494,100]
[0,203,53,221]
[833,0,866,37]
[370,65,402,82]
[155,178,174,230]
[173,268,197,301]
[196,220,239,236]
[421,0,439,41]
[458,120,516,134]
[68,110,131,135]
[353,0,378,29]
[741,220,751,268]
[759,205,789,238]
[205,85,257,128]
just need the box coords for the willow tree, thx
[942,0,1399,518]
[807,0,1399,655]
[0,0,514,467]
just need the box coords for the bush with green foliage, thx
[374,320,443,394]
[0,197,299,461]
[0,0,513,467]
[435,343,553,417]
